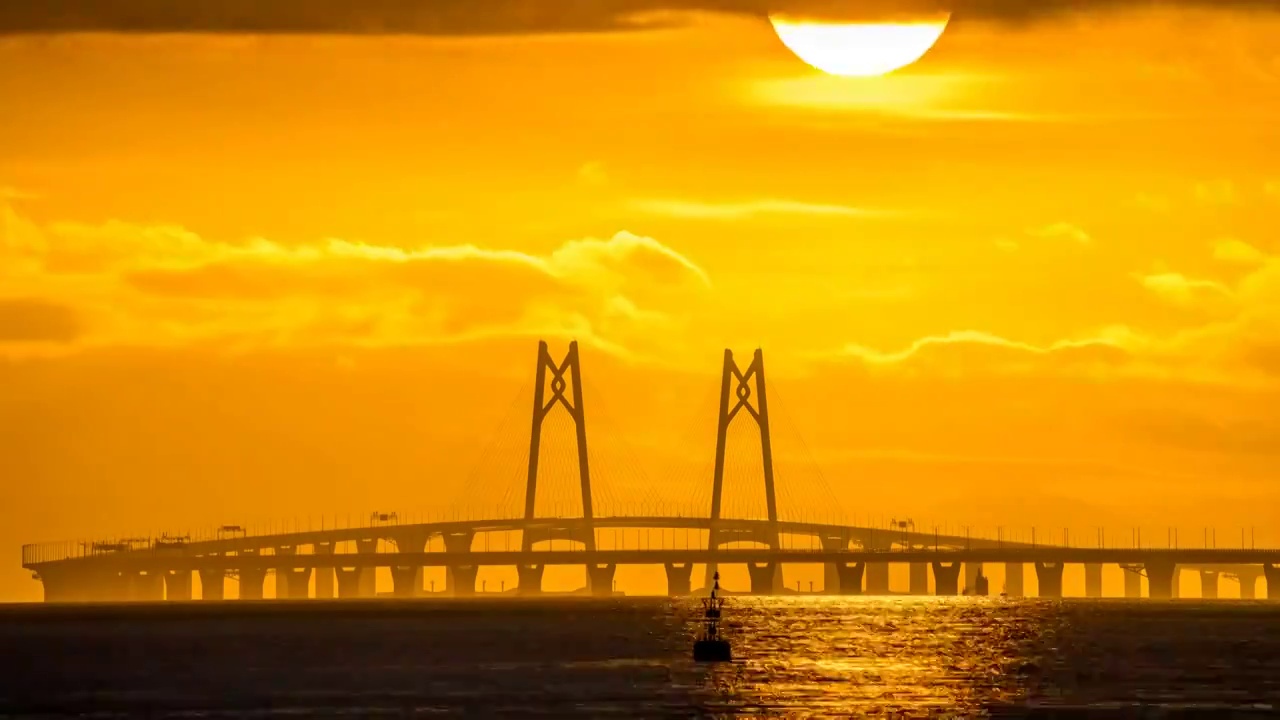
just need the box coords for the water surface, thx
[2,597,1279,717]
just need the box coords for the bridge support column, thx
[128,571,165,601]
[1005,563,1024,597]
[38,568,78,603]
[38,566,126,602]
[1199,570,1219,599]
[909,563,929,595]
[1145,560,1177,600]
[390,531,430,598]
[281,568,311,599]
[665,563,693,596]
[932,561,961,595]
[1238,567,1261,599]
[746,563,780,595]
[865,562,890,595]
[335,568,363,598]
[275,546,298,599]
[517,564,544,595]
[1264,565,1280,600]
[965,562,983,595]
[443,533,475,596]
[390,566,420,598]
[357,539,378,597]
[834,562,865,595]
[587,564,616,596]
[1034,562,1064,598]
[448,564,478,595]
[164,570,193,601]
[199,569,224,600]
[1119,565,1141,598]
[314,542,335,599]
[821,536,848,595]
[239,569,266,600]
[1084,563,1103,598]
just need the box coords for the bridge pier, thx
[335,567,363,598]
[275,546,298,599]
[38,565,126,602]
[587,564,616,596]
[747,562,780,595]
[390,565,420,598]
[517,564,544,595]
[1121,564,1142,598]
[1264,565,1280,600]
[1005,563,1024,597]
[357,539,378,597]
[444,533,476,596]
[280,568,312,599]
[932,561,961,595]
[1034,562,1064,598]
[822,536,847,595]
[834,562,865,594]
[964,563,983,595]
[865,562,890,595]
[240,568,267,600]
[1145,560,1178,600]
[1199,570,1219,599]
[390,531,431,598]
[164,570,192,601]
[199,568,224,600]
[1084,563,1103,598]
[1237,567,1261,599]
[449,564,478,595]
[314,542,335,599]
[664,563,693,596]
[127,571,165,601]
[909,563,929,595]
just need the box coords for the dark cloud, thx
[0,298,81,343]
[1,0,1278,36]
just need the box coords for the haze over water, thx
[4,597,1280,717]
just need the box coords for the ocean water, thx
[3,597,1280,718]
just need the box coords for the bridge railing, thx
[22,541,82,566]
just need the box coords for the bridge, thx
[20,341,1280,603]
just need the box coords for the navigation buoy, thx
[693,571,732,662]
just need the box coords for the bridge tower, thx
[520,341,599,592]
[706,348,783,593]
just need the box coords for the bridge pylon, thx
[706,348,782,593]
[522,340,596,554]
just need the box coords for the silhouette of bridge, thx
[20,341,1280,602]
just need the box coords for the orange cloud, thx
[0,203,711,359]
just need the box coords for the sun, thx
[768,14,951,77]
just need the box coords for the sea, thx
[3,597,1280,718]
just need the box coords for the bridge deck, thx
[28,547,1280,573]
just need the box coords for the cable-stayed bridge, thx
[20,341,1280,602]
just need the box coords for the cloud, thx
[1213,238,1267,265]
[0,298,82,343]
[1026,222,1092,245]
[630,197,878,220]
[0,202,711,358]
[1136,271,1234,306]
[833,328,1135,365]
[5,0,1279,36]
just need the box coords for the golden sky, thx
[3,3,1280,599]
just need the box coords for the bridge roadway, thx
[24,516,1020,564]
[23,517,1280,603]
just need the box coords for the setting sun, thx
[768,14,951,77]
